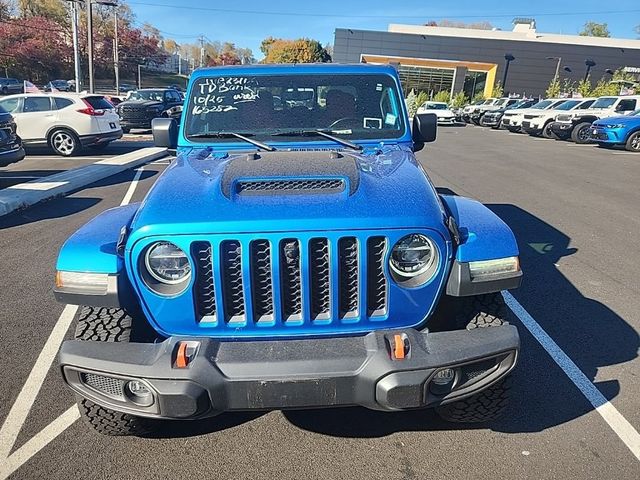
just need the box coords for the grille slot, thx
[338,237,359,319]
[309,238,331,321]
[81,373,125,399]
[191,234,392,329]
[250,240,274,323]
[366,237,388,317]
[236,179,344,195]
[220,240,245,324]
[192,242,217,324]
[280,239,303,322]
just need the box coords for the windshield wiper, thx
[187,131,275,152]
[271,129,363,151]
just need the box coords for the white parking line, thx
[504,292,640,462]
[0,166,147,480]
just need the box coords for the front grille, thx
[120,106,152,122]
[192,235,389,328]
[81,373,125,399]
[236,179,345,195]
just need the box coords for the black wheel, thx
[625,132,640,152]
[122,127,131,134]
[74,306,154,436]
[571,122,592,144]
[435,293,513,423]
[542,122,555,139]
[1,86,7,95]
[49,128,80,156]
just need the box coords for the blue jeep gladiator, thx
[55,64,522,435]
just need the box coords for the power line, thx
[126,2,640,19]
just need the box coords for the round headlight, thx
[145,241,191,284]
[390,234,437,283]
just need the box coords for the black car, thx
[0,105,25,167]
[116,88,184,133]
[480,99,537,129]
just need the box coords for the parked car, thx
[55,63,522,436]
[469,97,520,125]
[501,98,566,132]
[0,104,25,167]
[416,101,456,124]
[480,99,536,129]
[118,83,136,93]
[549,95,640,143]
[116,88,183,133]
[521,98,596,138]
[461,98,496,123]
[104,95,125,107]
[44,80,72,92]
[590,109,640,151]
[0,93,122,156]
[0,78,23,95]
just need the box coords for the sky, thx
[126,0,640,58]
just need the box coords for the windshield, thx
[129,90,165,102]
[422,103,448,110]
[185,73,406,143]
[591,97,617,109]
[481,99,495,105]
[494,99,507,106]
[531,100,553,109]
[555,100,581,111]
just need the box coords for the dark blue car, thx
[54,64,523,435]
[591,109,640,152]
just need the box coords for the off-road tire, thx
[435,292,513,423]
[571,122,592,144]
[74,306,153,436]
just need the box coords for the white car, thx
[0,93,122,156]
[416,101,456,124]
[521,98,596,138]
[501,99,567,132]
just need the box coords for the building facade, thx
[333,20,640,98]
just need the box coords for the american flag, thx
[23,81,41,93]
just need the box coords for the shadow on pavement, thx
[281,193,637,438]
[145,412,266,439]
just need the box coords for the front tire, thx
[74,306,154,436]
[571,122,592,144]
[625,132,640,152]
[49,128,80,156]
[542,122,555,139]
[435,293,513,423]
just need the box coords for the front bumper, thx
[549,121,573,137]
[0,144,25,167]
[437,117,456,125]
[521,121,543,134]
[590,127,625,144]
[59,325,519,419]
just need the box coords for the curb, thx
[0,147,168,217]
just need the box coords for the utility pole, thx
[138,64,142,89]
[199,35,205,68]
[86,0,94,93]
[65,0,82,92]
[113,8,119,94]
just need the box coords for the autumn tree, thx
[261,38,331,64]
[17,0,68,24]
[579,21,610,37]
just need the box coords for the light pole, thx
[64,0,82,92]
[546,56,562,82]
[502,53,515,91]
[86,0,94,93]
[94,1,119,94]
[138,64,144,89]
[584,59,596,81]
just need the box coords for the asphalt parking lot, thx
[0,126,639,479]
[0,133,153,190]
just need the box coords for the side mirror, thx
[152,117,178,149]
[412,113,437,152]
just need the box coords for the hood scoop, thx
[236,178,345,196]
[221,150,360,198]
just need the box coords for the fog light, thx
[125,380,154,407]
[432,368,455,386]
